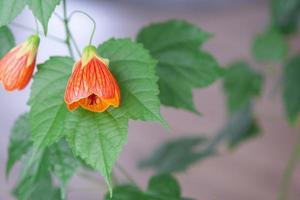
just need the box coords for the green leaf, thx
[282,56,300,124]
[271,0,300,34]
[49,140,79,190]
[98,38,166,126]
[26,0,61,34]
[139,136,214,173]
[13,150,57,200]
[13,141,77,200]
[29,57,73,150]
[105,185,145,200]
[14,171,61,200]
[219,103,260,149]
[0,0,26,27]
[223,62,263,113]
[6,113,32,176]
[105,174,192,200]
[65,109,128,191]
[137,20,223,113]
[147,174,181,198]
[0,26,15,58]
[252,28,288,62]
[29,39,165,193]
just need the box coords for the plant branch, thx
[62,0,75,59]
[11,22,65,43]
[278,134,300,200]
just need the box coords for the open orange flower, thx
[0,34,40,91]
[64,45,121,112]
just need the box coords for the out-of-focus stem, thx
[62,0,75,59]
[278,134,300,200]
[11,22,65,43]
[115,163,139,187]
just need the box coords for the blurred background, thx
[1,0,300,199]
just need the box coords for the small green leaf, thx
[104,185,145,200]
[271,0,300,34]
[26,0,61,34]
[219,103,260,149]
[105,174,192,200]
[0,0,26,27]
[6,113,32,176]
[29,57,73,150]
[223,62,263,113]
[137,20,222,113]
[139,136,214,173]
[252,28,288,62]
[282,56,300,124]
[0,26,15,58]
[147,174,181,198]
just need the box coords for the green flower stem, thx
[62,0,75,59]
[68,10,97,45]
[278,134,300,200]
[11,22,65,43]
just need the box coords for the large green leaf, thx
[26,0,61,34]
[0,26,15,58]
[6,113,32,176]
[252,28,288,62]
[29,39,166,192]
[98,38,166,126]
[282,56,300,124]
[223,62,263,113]
[0,0,26,27]
[271,0,300,34]
[65,109,128,190]
[29,57,73,150]
[105,174,192,200]
[137,20,223,113]
[139,136,214,173]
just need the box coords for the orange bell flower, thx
[64,45,121,113]
[0,34,40,91]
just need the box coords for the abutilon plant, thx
[0,34,40,91]
[64,45,121,112]
[1,0,299,200]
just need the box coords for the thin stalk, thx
[62,0,75,59]
[278,134,300,200]
[69,31,82,57]
[11,22,65,43]
[68,10,96,45]
[115,163,138,187]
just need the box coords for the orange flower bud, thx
[0,34,40,91]
[64,45,121,113]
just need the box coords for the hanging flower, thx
[64,45,121,112]
[0,34,40,91]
